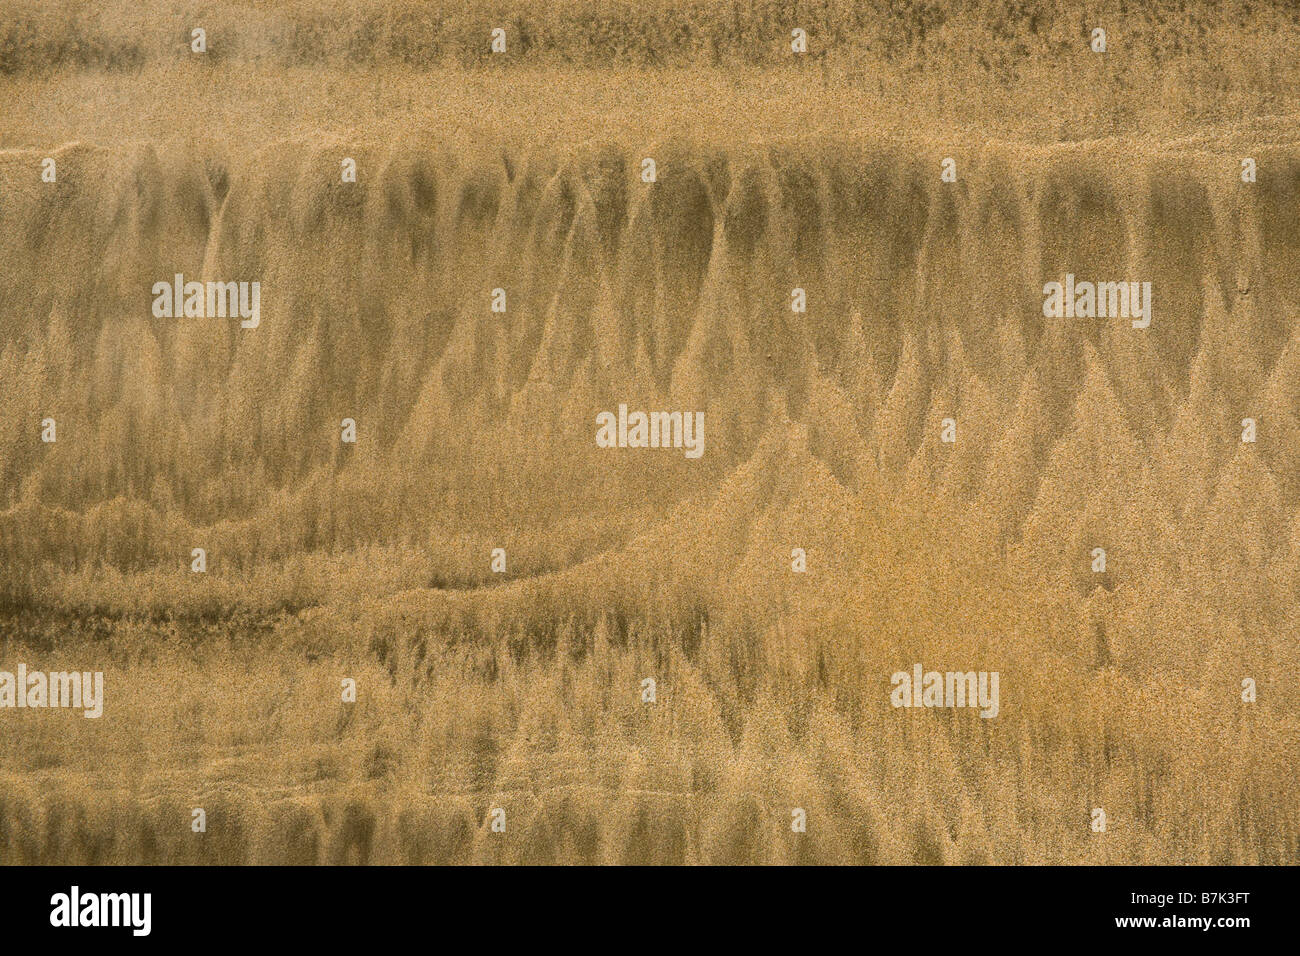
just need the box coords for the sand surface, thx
[0,1,1297,864]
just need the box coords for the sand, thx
[0,1,1297,865]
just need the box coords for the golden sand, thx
[0,1,1297,864]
